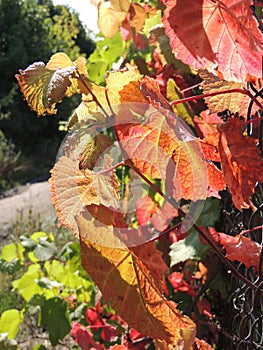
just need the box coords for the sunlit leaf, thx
[16,53,77,115]
[162,0,263,82]
[0,310,23,339]
[77,213,196,348]
[50,155,119,235]
[167,78,194,127]
[200,70,263,116]
[218,118,263,209]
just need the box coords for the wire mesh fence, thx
[206,85,263,350]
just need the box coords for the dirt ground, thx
[0,181,57,240]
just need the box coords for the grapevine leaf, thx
[40,297,71,346]
[128,3,147,33]
[162,0,263,82]
[218,118,263,209]
[131,241,168,284]
[169,231,208,266]
[12,264,44,301]
[0,310,23,339]
[87,32,126,85]
[140,76,172,110]
[136,196,157,226]
[50,155,119,236]
[98,0,130,38]
[167,78,194,127]
[194,110,222,140]
[77,213,196,348]
[16,53,77,115]
[33,239,57,261]
[195,338,214,349]
[117,104,223,200]
[68,64,144,127]
[208,228,262,269]
[71,322,104,350]
[0,259,21,275]
[200,70,262,116]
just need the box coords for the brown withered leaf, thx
[77,212,196,349]
[218,118,263,209]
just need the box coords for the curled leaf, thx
[16,53,77,115]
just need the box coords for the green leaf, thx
[0,259,21,275]
[169,231,208,267]
[196,198,221,227]
[1,243,24,263]
[30,231,48,242]
[87,32,126,85]
[40,297,71,346]
[20,236,37,250]
[12,264,43,301]
[26,294,46,316]
[167,79,194,127]
[143,10,162,36]
[36,277,63,290]
[0,310,23,339]
[34,239,57,261]
[33,345,47,350]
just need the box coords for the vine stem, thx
[76,70,110,118]
[170,88,263,110]
[76,72,261,291]
[241,224,263,235]
[125,159,260,292]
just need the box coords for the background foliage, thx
[0,0,95,191]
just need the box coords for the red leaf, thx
[218,118,263,209]
[168,272,196,297]
[162,0,263,82]
[71,322,105,350]
[208,228,262,269]
[136,196,157,225]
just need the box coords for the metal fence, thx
[207,86,263,349]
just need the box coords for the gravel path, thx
[0,181,57,238]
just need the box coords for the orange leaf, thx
[69,64,145,127]
[163,0,263,82]
[140,76,172,111]
[77,212,196,348]
[49,155,119,235]
[16,53,76,115]
[218,118,263,209]
[195,338,214,350]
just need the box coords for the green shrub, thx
[0,130,20,192]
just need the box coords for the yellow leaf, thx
[16,53,77,115]
[167,79,194,127]
[77,212,196,348]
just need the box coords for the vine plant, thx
[11,0,263,348]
